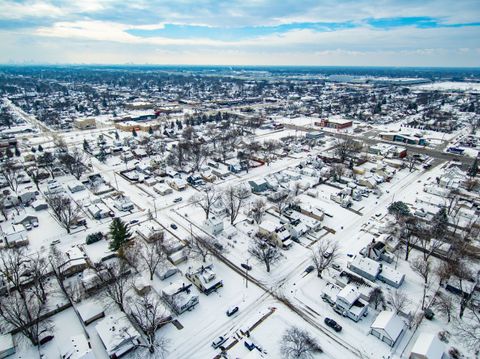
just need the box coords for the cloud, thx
[0,0,479,66]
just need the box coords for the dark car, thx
[241,263,252,271]
[226,306,239,316]
[305,265,315,274]
[170,224,178,230]
[38,329,55,345]
[324,318,342,332]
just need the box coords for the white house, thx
[95,313,141,358]
[370,311,406,347]
[186,263,223,295]
[161,280,199,314]
[204,216,224,236]
[335,284,369,322]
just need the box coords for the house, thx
[370,311,406,347]
[211,165,231,179]
[248,179,270,193]
[60,334,96,359]
[348,256,381,282]
[113,196,134,212]
[186,263,223,295]
[17,191,36,204]
[153,183,173,196]
[409,333,446,359]
[31,199,48,211]
[161,280,199,314]
[13,215,38,229]
[187,175,205,187]
[87,202,111,220]
[168,178,188,191]
[0,334,15,359]
[95,313,141,358]
[68,182,86,193]
[162,237,185,255]
[1,226,29,248]
[258,220,293,249]
[77,301,105,325]
[204,216,224,236]
[58,246,88,277]
[286,218,309,239]
[378,265,405,288]
[168,249,188,265]
[360,240,394,263]
[334,284,369,322]
[305,131,324,139]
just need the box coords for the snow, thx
[370,311,406,342]
[410,332,445,359]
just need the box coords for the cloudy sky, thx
[0,0,479,66]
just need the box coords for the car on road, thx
[212,336,228,349]
[170,224,178,230]
[241,263,252,271]
[129,219,139,225]
[304,265,315,274]
[173,197,183,203]
[332,263,341,271]
[226,306,239,316]
[324,318,342,332]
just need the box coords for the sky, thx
[0,0,479,67]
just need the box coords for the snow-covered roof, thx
[95,313,140,357]
[410,333,445,359]
[337,284,360,306]
[60,334,95,359]
[0,334,14,352]
[349,256,381,278]
[371,311,405,341]
[77,301,105,323]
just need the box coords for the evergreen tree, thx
[5,147,13,158]
[14,146,20,157]
[148,126,154,135]
[132,128,137,137]
[31,146,37,153]
[109,218,132,251]
[388,201,410,220]
[37,144,43,152]
[115,131,120,140]
[468,157,478,178]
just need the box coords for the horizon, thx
[1,0,479,67]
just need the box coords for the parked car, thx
[212,336,228,349]
[321,294,335,306]
[305,265,315,274]
[226,306,239,317]
[332,263,341,271]
[173,197,183,203]
[241,263,252,271]
[38,329,55,345]
[324,318,342,332]
[170,224,178,230]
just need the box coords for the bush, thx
[86,232,103,245]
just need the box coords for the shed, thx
[409,333,445,359]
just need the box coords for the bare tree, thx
[1,159,20,194]
[189,139,209,172]
[0,247,28,292]
[280,326,322,359]
[96,260,132,312]
[191,186,220,220]
[406,155,418,172]
[222,185,250,225]
[0,290,50,345]
[251,198,267,224]
[249,236,282,273]
[311,239,340,278]
[188,236,222,263]
[128,292,171,355]
[134,239,168,280]
[369,287,385,310]
[46,194,82,233]
[411,257,433,309]
[58,148,86,180]
[387,289,410,314]
[37,152,57,179]
[334,138,360,162]
[433,291,454,323]
[452,306,480,355]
